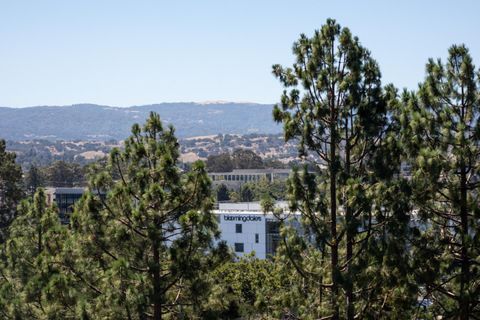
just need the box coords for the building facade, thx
[44,188,300,258]
[214,202,300,259]
[45,187,85,224]
[208,168,291,190]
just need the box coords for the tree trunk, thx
[345,124,354,320]
[152,243,163,320]
[330,111,339,320]
[459,161,470,320]
[38,225,43,254]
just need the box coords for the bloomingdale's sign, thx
[224,215,262,222]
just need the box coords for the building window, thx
[236,224,242,233]
[255,233,259,243]
[234,243,244,253]
[266,219,281,257]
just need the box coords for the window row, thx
[210,174,263,182]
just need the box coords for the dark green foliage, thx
[207,149,265,172]
[68,112,229,319]
[240,179,287,201]
[207,255,305,319]
[231,149,264,169]
[240,184,255,202]
[43,161,85,187]
[216,184,230,201]
[272,19,416,319]
[206,153,234,172]
[216,178,287,203]
[24,164,45,197]
[263,158,289,169]
[0,189,68,318]
[228,190,241,203]
[0,139,24,240]
[401,45,480,319]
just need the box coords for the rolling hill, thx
[0,102,282,141]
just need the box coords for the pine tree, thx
[24,164,45,197]
[272,19,415,319]
[401,44,480,318]
[0,139,24,241]
[0,188,69,319]
[240,184,255,202]
[69,112,228,319]
[44,161,85,187]
[216,184,230,202]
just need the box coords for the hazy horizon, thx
[0,100,274,109]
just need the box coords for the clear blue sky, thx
[1,0,479,107]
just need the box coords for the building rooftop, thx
[218,201,289,211]
[208,168,291,175]
[45,187,86,194]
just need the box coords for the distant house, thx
[208,168,291,190]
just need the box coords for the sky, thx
[0,0,479,107]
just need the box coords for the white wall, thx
[216,212,267,259]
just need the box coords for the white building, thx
[214,202,301,259]
[44,188,301,259]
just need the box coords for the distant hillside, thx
[0,102,282,141]
[6,133,302,168]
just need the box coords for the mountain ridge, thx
[0,102,281,141]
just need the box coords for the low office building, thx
[45,187,85,224]
[214,202,301,259]
[44,188,300,258]
[208,168,291,190]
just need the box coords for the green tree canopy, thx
[216,184,230,202]
[0,139,24,240]
[44,161,85,187]
[272,19,414,319]
[206,153,234,172]
[207,149,265,172]
[0,189,67,318]
[231,149,264,169]
[69,112,229,319]
[24,164,45,197]
[401,44,480,319]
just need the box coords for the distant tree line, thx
[215,179,287,203]
[24,161,87,192]
[0,18,479,319]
